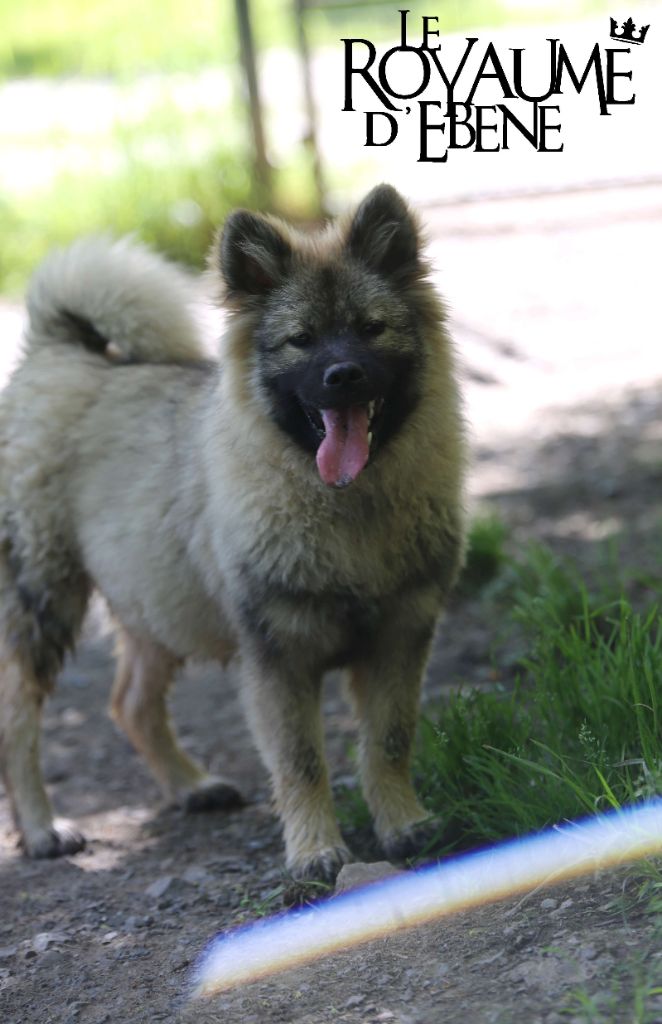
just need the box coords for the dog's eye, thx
[288,331,313,348]
[361,319,386,338]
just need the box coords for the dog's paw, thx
[23,820,86,859]
[183,777,245,814]
[381,818,450,863]
[289,844,352,885]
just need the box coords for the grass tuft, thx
[416,548,661,849]
[340,541,662,856]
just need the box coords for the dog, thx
[0,185,465,881]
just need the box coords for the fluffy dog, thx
[0,185,465,881]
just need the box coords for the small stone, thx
[36,949,65,969]
[101,931,118,944]
[145,875,174,899]
[540,898,557,911]
[0,946,17,961]
[32,931,69,953]
[60,707,85,727]
[345,994,366,1008]
[334,862,401,895]
[209,856,245,873]
[182,865,209,885]
[550,897,575,918]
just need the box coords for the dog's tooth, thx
[368,431,373,446]
[368,401,375,419]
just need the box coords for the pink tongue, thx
[316,406,370,487]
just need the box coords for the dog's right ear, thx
[219,211,292,299]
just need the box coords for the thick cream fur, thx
[0,214,466,875]
[26,235,205,363]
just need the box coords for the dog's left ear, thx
[347,184,421,284]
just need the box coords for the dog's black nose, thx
[323,361,366,391]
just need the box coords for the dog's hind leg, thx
[0,654,85,857]
[0,542,88,858]
[110,627,243,812]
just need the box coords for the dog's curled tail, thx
[24,236,207,364]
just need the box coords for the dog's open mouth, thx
[302,399,384,488]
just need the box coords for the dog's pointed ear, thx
[346,185,421,283]
[219,210,292,298]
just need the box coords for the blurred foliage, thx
[0,0,619,78]
[0,0,239,78]
[0,0,624,292]
[1,148,248,296]
[458,513,508,595]
[0,98,317,294]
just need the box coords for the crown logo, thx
[609,16,650,44]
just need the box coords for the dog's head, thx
[216,185,440,488]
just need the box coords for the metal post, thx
[234,0,271,198]
[294,0,328,215]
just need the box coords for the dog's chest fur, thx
[203,415,461,667]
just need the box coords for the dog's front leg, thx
[239,652,351,883]
[348,606,440,862]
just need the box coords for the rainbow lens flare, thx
[192,800,662,999]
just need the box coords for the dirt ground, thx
[0,186,661,1023]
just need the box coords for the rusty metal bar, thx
[234,0,271,198]
[294,0,328,214]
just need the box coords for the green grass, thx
[0,158,315,298]
[416,547,661,849]
[0,147,253,296]
[340,537,662,854]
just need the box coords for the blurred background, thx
[0,0,660,477]
[0,1,658,284]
